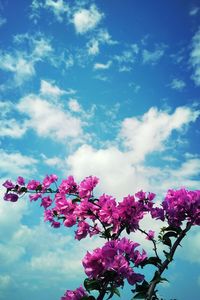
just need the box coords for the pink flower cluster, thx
[2,174,200,300]
[162,188,200,226]
[61,286,87,300]
[82,237,146,286]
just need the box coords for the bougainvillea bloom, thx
[61,286,88,300]
[82,238,146,287]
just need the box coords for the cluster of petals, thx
[78,176,99,198]
[59,176,78,194]
[42,174,58,189]
[82,237,146,286]
[61,286,88,300]
[118,195,146,231]
[162,188,200,226]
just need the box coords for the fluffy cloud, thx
[67,144,152,198]
[0,16,6,27]
[169,78,186,91]
[0,101,27,138]
[189,7,200,16]
[0,51,35,85]
[0,118,27,138]
[44,0,69,22]
[67,106,200,198]
[87,29,117,56]
[93,60,112,70]
[0,35,53,85]
[73,5,103,34]
[0,149,38,176]
[17,94,85,142]
[40,80,66,97]
[120,106,199,162]
[142,45,166,65]
[190,28,200,86]
[68,98,82,112]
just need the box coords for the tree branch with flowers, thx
[2,174,200,300]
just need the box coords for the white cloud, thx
[0,118,27,138]
[120,106,199,162]
[87,39,100,56]
[0,15,6,27]
[42,155,63,168]
[68,98,82,112]
[93,60,112,70]
[0,149,38,176]
[114,50,135,64]
[17,94,85,142]
[40,80,66,97]
[86,29,117,56]
[0,51,35,85]
[169,78,186,91]
[67,144,151,198]
[97,28,118,45]
[189,7,200,16]
[67,144,200,200]
[32,36,53,59]
[142,45,166,65]
[0,34,53,85]
[66,106,200,198]
[45,0,69,21]
[190,28,200,86]
[73,4,103,34]
[129,82,141,93]
[119,66,132,72]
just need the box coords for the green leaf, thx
[163,226,182,234]
[163,250,172,262]
[84,278,100,292]
[113,288,120,297]
[162,236,172,248]
[140,256,162,268]
[72,197,81,203]
[36,184,42,192]
[19,187,27,193]
[163,231,178,239]
[160,277,169,283]
[101,227,113,239]
[133,280,149,294]
[106,288,120,300]
[81,297,96,300]
[132,292,146,299]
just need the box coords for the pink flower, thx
[63,215,77,227]
[41,196,52,209]
[61,286,88,300]
[42,174,58,189]
[75,221,90,240]
[27,180,41,190]
[4,193,18,202]
[82,238,146,287]
[17,176,25,186]
[29,193,41,201]
[3,180,15,189]
[78,176,99,199]
[146,230,155,241]
[59,176,77,194]
[98,194,119,230]
[135,190,146,200]
[162,188,200,226]
[117,195,144,231]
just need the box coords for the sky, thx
[0,0,200,299]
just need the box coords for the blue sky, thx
[0,0,200,299]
